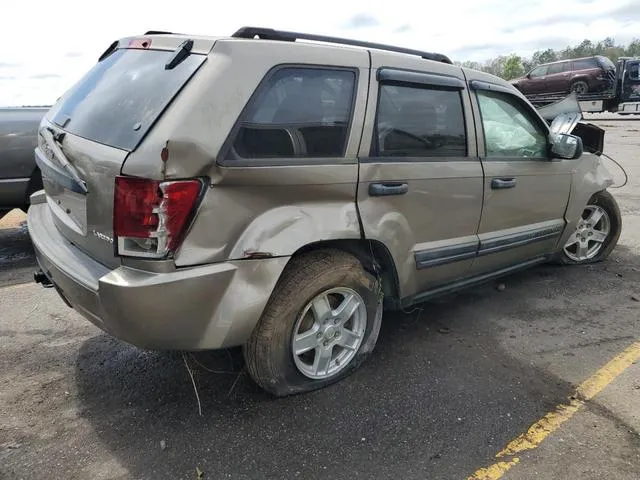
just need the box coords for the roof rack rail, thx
[144,30,175,35]
[231,26,453,64]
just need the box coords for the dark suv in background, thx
[512,56,616,96]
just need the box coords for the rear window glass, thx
[547,62,568,75]
[228,67,356,160]
[573,58,598,70]
[628,62,639,80]
[48,48,205,151]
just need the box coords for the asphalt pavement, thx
[0,118,638,480]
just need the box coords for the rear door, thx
[36,39,210,268]
[545,61,571,93]
[357,52,484,302]
[467,79,573,275]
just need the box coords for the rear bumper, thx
[28,202,289,350]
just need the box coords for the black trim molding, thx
[377,68,465,89]
[478,223,564,257]
[469,80,515,95]
[413,222,565,269]
[415,241,478,269]
[405,257,548,307]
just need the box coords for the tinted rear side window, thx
[374,84,467,158]
[228,67,356,160]
[547,62,569,74]
[48,48,205,151]
[573,58,598,70]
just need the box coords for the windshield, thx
[48,47,205,151]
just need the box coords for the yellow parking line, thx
[467,340,640,480]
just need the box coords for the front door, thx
[525,65,549,94]
[357,52,484,303]
[467,80,573,275]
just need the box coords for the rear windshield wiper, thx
[165,39,193,70]
[41,128,88,194]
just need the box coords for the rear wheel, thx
[571,80,589,94]
[244,249,383,397]
[556,190,621,265]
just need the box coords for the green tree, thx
[573,39,595,57]
[483,55,507,78]
[457,38,640,80]
[503,54,524,80]
[531,48,557,67]
[626,39,640,57]
[454,60,485,72]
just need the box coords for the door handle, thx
[369,182,409,197]
[491,177,517,189]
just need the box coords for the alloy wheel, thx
[291,287,367,380]
[563,205,610,262]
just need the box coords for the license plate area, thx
[45,182,88,236]
[36,147,88,235]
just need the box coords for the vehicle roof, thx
[119,26,453,65]
[537,55,605,67]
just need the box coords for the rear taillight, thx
[114,176,203,258]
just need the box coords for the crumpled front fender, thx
[558,153,614,247]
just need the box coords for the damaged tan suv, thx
[29,27,621,396]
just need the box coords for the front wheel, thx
[244,249,383,397]
[556,190,622,265]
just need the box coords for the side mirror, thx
[551,133,583,160]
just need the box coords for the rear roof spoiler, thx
[231,26,453,64]
[97,31,185,61]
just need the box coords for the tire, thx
[570,80,589,95]
[554,190,622,265]
[244,249,383,397]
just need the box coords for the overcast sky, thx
[1,0,639,106]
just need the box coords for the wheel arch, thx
[570,76,590,87]
[289,239,401,309]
